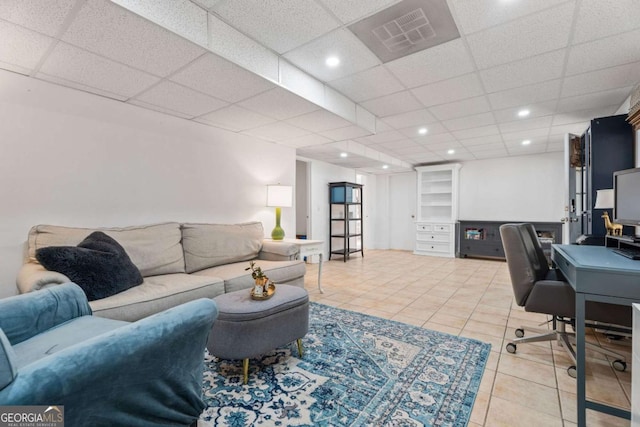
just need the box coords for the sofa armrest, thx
[0,283,91,345]
[16,262,70,294]
[259,240,299,261]
[0,298,218,427]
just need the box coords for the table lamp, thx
[594,188,618,234]
[266,185,292,240]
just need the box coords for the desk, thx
[276,239,324,293]
[552,244,640,426]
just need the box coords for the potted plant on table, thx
[246,261,269,297]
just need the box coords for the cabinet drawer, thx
[416,223,433,232]
[432,224,451,233]
[417,232,450,243]
[416,241,450,253]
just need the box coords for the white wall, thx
[459,152,564,222]
[0,70,296,298]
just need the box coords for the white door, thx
[563,133,584,243]
[389,172,417,250]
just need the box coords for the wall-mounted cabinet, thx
[414,164,461,257]
[329,182,363,262]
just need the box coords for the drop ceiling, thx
[1,0,639,174]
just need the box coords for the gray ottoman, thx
[207,284,309,384]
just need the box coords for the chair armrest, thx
[0,298,218,426]
[16,262,70,294]
[259,240,299,261]
[0,283,91,345]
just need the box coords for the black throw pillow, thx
[35,231,144,301]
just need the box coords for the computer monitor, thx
[613,167,640,228]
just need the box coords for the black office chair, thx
[500,223,631,377]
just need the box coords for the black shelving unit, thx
[329,182,363,262]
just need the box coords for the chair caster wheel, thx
[612,360,627,372]
[506,343,517,353]
[515,328,525,338]
[567,366,577,378]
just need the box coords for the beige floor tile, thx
[492,372,561,418]
[559,389,630,426]
[429,312,469,329]
[459,330,503,353]
[396,307,435,321]
[423,321,461,336]
[463,319,506,339]
[485,396,563,427]
[470,391,490,425]
[390,314,425,327]
[498,355,557,388]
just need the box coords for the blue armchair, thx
[0,283,218,426]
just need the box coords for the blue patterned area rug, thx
[199,303,491,427]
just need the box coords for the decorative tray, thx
[251,282,276,300]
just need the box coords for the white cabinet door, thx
[389,172,417,250]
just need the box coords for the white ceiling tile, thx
[562,61,640,97]
[171,53,274,103]
[500,127,550,142]
[464,142,505,152]
[443,112,495,132]
[191,0,221,10]
[0,21,54,74]
[285,109,352,133]
[207,14,279,83]
[488,80,562,110]
[127,99,193,119]
[414,132,457,145]
[556,87,632,113]
[472,149,509,159]
[238,87,319,120]
[381,109,437,129]
[498,115,553,134]
[552,106,618,126]
[360,91,423,117]
[551,122,589,136]
[391,144,432,155]
[196,105,275,131]
[0,0,77,37]
[452,124,500,140]
[112,0,208,47]
[356,105,376,132]
[36,72,129,101]
[573,0,640,44]
[428,96,491,121]
[211,0,340,54]
[378,139,423,150]
[385,39,475,88]
[408,152,445,163]
[318,0,401,24]
[566,29,640,75]
[61,0,205,77]
[329,66,404,102]
[375,120,393,132]
[450,0,570,35]
[38,42,160,99]
[411,73,484,107]
[400,122,449,138]
[507,145,547,155]
[355,130,406,145]
[493,100,557,124]
[281,133,333,147]
[465,2,573,69]
[283,29,380,82]
[319,125,372,141]
[480,50,567,93]
[457,135,503,147]
[242,121,310,142]
[324,86,357,122]
[131,81,228,117]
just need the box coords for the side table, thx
[267,238,324,293]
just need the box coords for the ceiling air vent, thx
[349,0,460,63]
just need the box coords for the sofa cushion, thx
[89,274,225,322]
[0,329,17,391]
[27,223,185,276]
[194,259,306,293]
[35,232,144,301]
[181,222,263,273]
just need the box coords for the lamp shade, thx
[266,185,293,207]
[594,189,614,209]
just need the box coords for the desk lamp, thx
[594,189,619,235]
[266,185,292,240]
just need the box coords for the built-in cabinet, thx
[414,164,461,257]
[583,115,634,237]
[329,182,363,262]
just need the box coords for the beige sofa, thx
[17,222,305,321]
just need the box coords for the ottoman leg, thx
[297,338,304,357]
[243,358,249,385]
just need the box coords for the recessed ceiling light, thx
[340,152,348,158]
[382,164,389,169]
[418,127,428,135]
[326,56,340,67]
[447,149,455,155]
[522,139,531,145]
[518,109,530,117]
